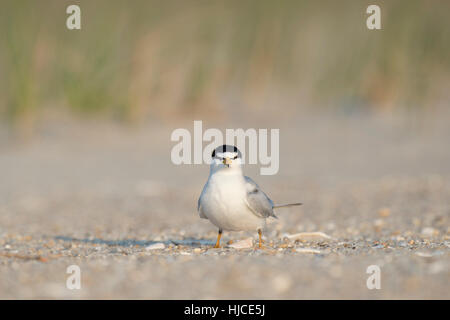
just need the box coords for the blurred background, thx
[0,0,449,299]
[0,0,449,135]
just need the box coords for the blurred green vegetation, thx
[0,0,449,129]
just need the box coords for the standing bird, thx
[198,145,302,248]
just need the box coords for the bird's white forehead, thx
[215,151,237,158]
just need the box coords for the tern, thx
[198,145,302,248]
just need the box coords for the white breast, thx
[200,172,265,231]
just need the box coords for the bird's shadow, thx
[54,236,215,247]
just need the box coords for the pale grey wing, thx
[244,176,277,219]
[197,183,208,219]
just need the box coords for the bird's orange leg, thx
[214,229,222,248]
[258,229,263,249]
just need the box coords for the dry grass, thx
[0,0,449,131]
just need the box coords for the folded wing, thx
[243,176,277,219]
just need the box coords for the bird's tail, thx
[273,202,302,209]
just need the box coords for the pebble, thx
[398,241,407,247]
[227,238,253,249]
[415,251,443,258]
[378,208,391,217]
[295,248,322,254]
[421,227,439,237]
[283,232,332,242]
[145,243,166,251]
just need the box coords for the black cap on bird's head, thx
[211,145,242,159]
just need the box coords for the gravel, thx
[0,111,449,299]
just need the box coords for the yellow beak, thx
[223,157,232,165]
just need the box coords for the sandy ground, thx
[0,110,449,299]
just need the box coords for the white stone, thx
[421,227,438,237]
[283,232,333,241]
[228,237,253,249]
[415,251,433,258]
[295,248,322,254]
[145,243,165,251]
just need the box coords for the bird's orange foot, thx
[257,229,266,249]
